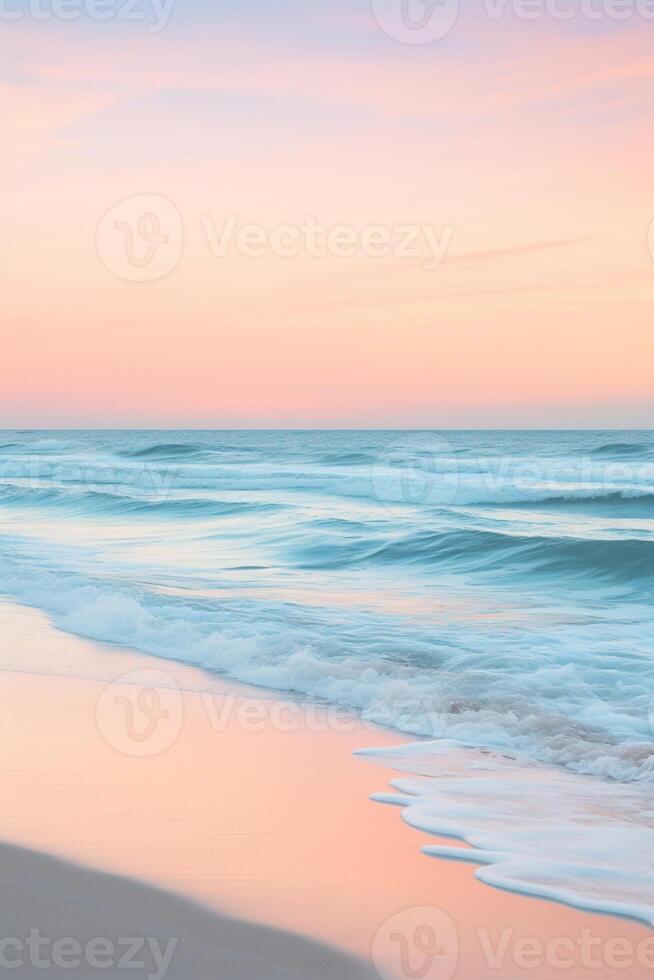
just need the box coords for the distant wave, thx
[293,526,654,586]
[0,437,76,453]
[317,451,374,466]
[490,490,654,516]
[117,441,260,461]
[118,442,211,460]
[589,441,652,458]
[2,456,653,512]
[0,484,281,520]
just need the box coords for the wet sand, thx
[1,601,652,979]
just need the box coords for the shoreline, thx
[1,600,652,979]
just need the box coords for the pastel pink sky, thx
[2,4,653,427]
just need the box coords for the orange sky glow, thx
[2,5,653,426]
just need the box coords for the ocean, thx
[0,429,652,923]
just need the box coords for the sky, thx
[2,0,653,427]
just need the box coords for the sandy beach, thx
[0,840,374,979]
[1,600,652,980]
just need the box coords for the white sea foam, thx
[359,741,654,927]
[1,552,652,784]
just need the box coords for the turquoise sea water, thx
[0,430,652,922]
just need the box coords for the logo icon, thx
[96,194,183,282]
[96,668,184,757]
[371,432,460,519]
[372,907,459,980]
[371,0,460,44]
